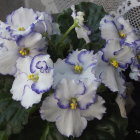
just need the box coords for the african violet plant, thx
[0,2,139,140]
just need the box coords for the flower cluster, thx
[0,4,139,138]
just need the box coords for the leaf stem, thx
[57,20,79,46]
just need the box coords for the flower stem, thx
[57,20,79,46]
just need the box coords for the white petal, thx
[116,95,127,118]
[10,73,28,101]
[40,95,62,122]
[0,39,18,75]
[77,82,98,110]
[7,7,37,28]
[54,59,72,75]
[31,70,53,94]
[21,85,42,109]
[56,110,87,137]
[81,96,106,120]
[95,57,126,93]
[116,46,134,65]
[17,33,42,49]
[100,15,119,40]
[65,50,82,65]
[16,56,32,74]
[78,50,96,68]
[30,54,53,73]
[103,40,121,59]
[55,79,85,107]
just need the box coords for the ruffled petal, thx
[100,15,119,40]
[0,39,18,75]
[77,82,99,110]
[30,54,53,73]
[56,110,87,137]
[21,85,42,109]
[40,95,62,122]
[10,73,28,101]
[65,50,82,65]
[55,79,86,108]
[6,7,37,28]
[31,69,53,94]
[16,56,32,75]
[81,96,106,120]
[78,50,96,68]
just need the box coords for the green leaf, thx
[0,75,30,135]
[10,117,68,140]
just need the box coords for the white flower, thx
[0,7,55,40]
[94,40,134,94]
[40,79,106,137]
[0,32,46,75]
[54,49,97,88]
[100,15,138,46]
[71,5,91,44]
[10,54,53,109]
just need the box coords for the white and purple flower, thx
[0,32,46,75]
[40,79,106,137]
[0,7,56,40]
[71,5,91,44]
[10,54,53,108]
[54,49,97,87]
[94,40,134,94]
[100,15,138,46]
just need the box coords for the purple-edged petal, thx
[30,54,53,73]
[40,95,62,122]
[78,50,96,68]
[115,46,134,68]
[10,73,29,101]
[95,57,126,93]
[65,50,82,65]
[6,7,37,28]
[80,96,106,120]
[77,82,98,110]
[103,40,122,59]
[100,15,119,40]
[55,79,86,108]
[31,69,53,94]
[56,110,87,137]
[21,85,42,109]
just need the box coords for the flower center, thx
[73,65,83,74]
[28,74,39,82]
[19,48,30,56]
[137,55,140,59]
[119,31,126,38]
[70,98,78,110]
[110,58,119,68]
[18,27,25,31]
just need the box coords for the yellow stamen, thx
[70,98,78,110]
[18,27,25,31]
[73,65,83,74]
[19,48,30,56]
[110,58,119,68]
[119,31,126,38]
[28,74,39,82]
[137,55,140,59]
